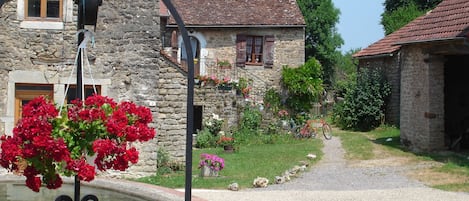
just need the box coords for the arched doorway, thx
[180,36,200,76]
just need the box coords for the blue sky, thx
[332,0,385,53]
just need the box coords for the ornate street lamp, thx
[161,1,195,201]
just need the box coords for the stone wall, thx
[167,27,305,99]
[358,54,401,126]
[399,45,445,152]
[0,0,165,176]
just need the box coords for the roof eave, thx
[166,24,306,28]
[395,37,466,46]
[354,52,397,60]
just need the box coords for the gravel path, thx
[252,137,424,191]
[190,136,469,201]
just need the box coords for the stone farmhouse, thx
[354,0,469,152]
[0,0,305,175]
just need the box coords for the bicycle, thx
[291,119,332,140]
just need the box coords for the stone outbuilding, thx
[354,0,469,152]
[0,0,306,175]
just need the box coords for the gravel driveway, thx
[190,137,469,201]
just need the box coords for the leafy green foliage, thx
[383,0,442,12]
[334,49,359,98]
[381,0,442,35]
[381,2,425,35]
[196,128,217,148]
[240,106,262,131]
[297,0,343,86]
[333,68,391,131]
[263,88,282,113]
[281,58,323,114]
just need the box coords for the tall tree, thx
[297,0,343,88]
[381,0,442,35]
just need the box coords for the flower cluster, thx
[198,153,224,171]
[0,95,156,192]
[204,113,224,136]
[196,75,234,88]
[217,135,235,146]
[278,109,289,120]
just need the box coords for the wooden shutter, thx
[264,35,275,68]
[236,34,246,67]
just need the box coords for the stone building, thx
[354,0,469,152]
[0,0,306,175]
[159,0,305,148]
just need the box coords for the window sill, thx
[20,21,64,30]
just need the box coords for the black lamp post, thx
[161,1,195,201]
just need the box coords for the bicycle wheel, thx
[322,123,332,140]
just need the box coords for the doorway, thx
[444,55,469,150]
[181,36,200,76]
[193,105,203,134]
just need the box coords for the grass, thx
[137,134,323,189]
[338,125,469,192]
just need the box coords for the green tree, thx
[384,0,442,12]
[334,48,359,98]
[281,58,323,114]
[381,0,442,35]
[297,0,343,87]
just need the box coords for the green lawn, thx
[137,135,323,189]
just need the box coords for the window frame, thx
[24,0,63,21]
[245,35,264,66]
[236,34,274,68]
[65,84,101,104]
[14,83,54,124]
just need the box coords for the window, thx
[236,35,275,68]
[65,85,101,103]
[15,83,54,124]
[25,0,62,20]
[246,36,264,64]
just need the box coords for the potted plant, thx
[0,95,156,192]
[235,77,251,98]
[216,76,233,91]
[217,134,235,153]
[217,60,231,69]
[198,153,224,177]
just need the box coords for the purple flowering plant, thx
[198,153,225,171]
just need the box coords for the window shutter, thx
[236,34,246,67]
[264,35,275,68]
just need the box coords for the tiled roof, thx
[165,0,305,27]
[355,0,469,58]
[397,0,469,44]
[353,15,425,58]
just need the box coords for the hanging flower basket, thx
[0,95,156,192]
[217,85,233,91]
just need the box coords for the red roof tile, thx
[355,0,469,58]
[398,0,469,44]
[165,0,305,27]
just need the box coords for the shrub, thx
[195,128,216,148]
[333,68,391,131]
[240,106,262,131]
[263,88,282,113]
[204,113,223,136]
[156,148,172,175]
[281,58,323,114]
